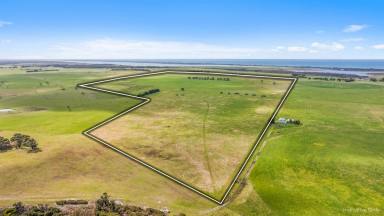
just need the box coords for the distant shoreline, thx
[1,59,384,76]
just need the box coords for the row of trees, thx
[0,202,61,216]
[306,75,384,83]
[95,193,173,216]
[187,76,231,81]
[0,133,39,152]
[0,193,185,216]
[370,77,384,82]
[310,77,356,82]
[220,91,259,97]
[137,88,160,97]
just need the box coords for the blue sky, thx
[1,0,384,59]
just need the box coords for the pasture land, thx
[89,73,293,202]
[0,68,383,215]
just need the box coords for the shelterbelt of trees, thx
[0,193,185,216]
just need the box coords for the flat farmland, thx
[2,68,381,215]
[90,73,293,201]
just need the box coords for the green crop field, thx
[0,68,383,215]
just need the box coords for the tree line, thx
[0,202,61,216]
[370,77,384,82]
[220,91,259,97]
[187,76,230,81]
[0,193,185,216]
[310,77,356,82]
[137,88,160,97]
[0,133,40,153]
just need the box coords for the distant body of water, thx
[69,59,384,70]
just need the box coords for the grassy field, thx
[0,68,383,215]
[0,68,218,215]
[91,73,291,200]
[219,78,384,215]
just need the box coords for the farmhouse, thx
[277,117,288,124]
[277,117,301,125]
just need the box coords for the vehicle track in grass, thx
[77,70,297,205]
[202,101,215,190]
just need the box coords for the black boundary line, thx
[77,71,297,205]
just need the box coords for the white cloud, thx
[53,39,348,59]
[341,38,365,42]
[0,21,12,27]
[343,24,367,33]
[52,38,266,59]
[271,46,285,52]
[311,42,345,51]
[3,37,375,59]
[273,42,346,54]
[372,44,384,49]
[287,46,308,52]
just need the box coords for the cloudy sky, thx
[1,0,384,59]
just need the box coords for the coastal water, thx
[71,59,384,70]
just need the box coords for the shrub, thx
[345,78,355,82]
[13,202,26,215]
[290,119,301,125]
[96,193,117,213]
[0,136,12,151]
[27,204,62,216]
[370,77,378,82]
[56,200,88,205]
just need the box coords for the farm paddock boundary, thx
[77,71,297,205]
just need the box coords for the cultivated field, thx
[0,68,383,215]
